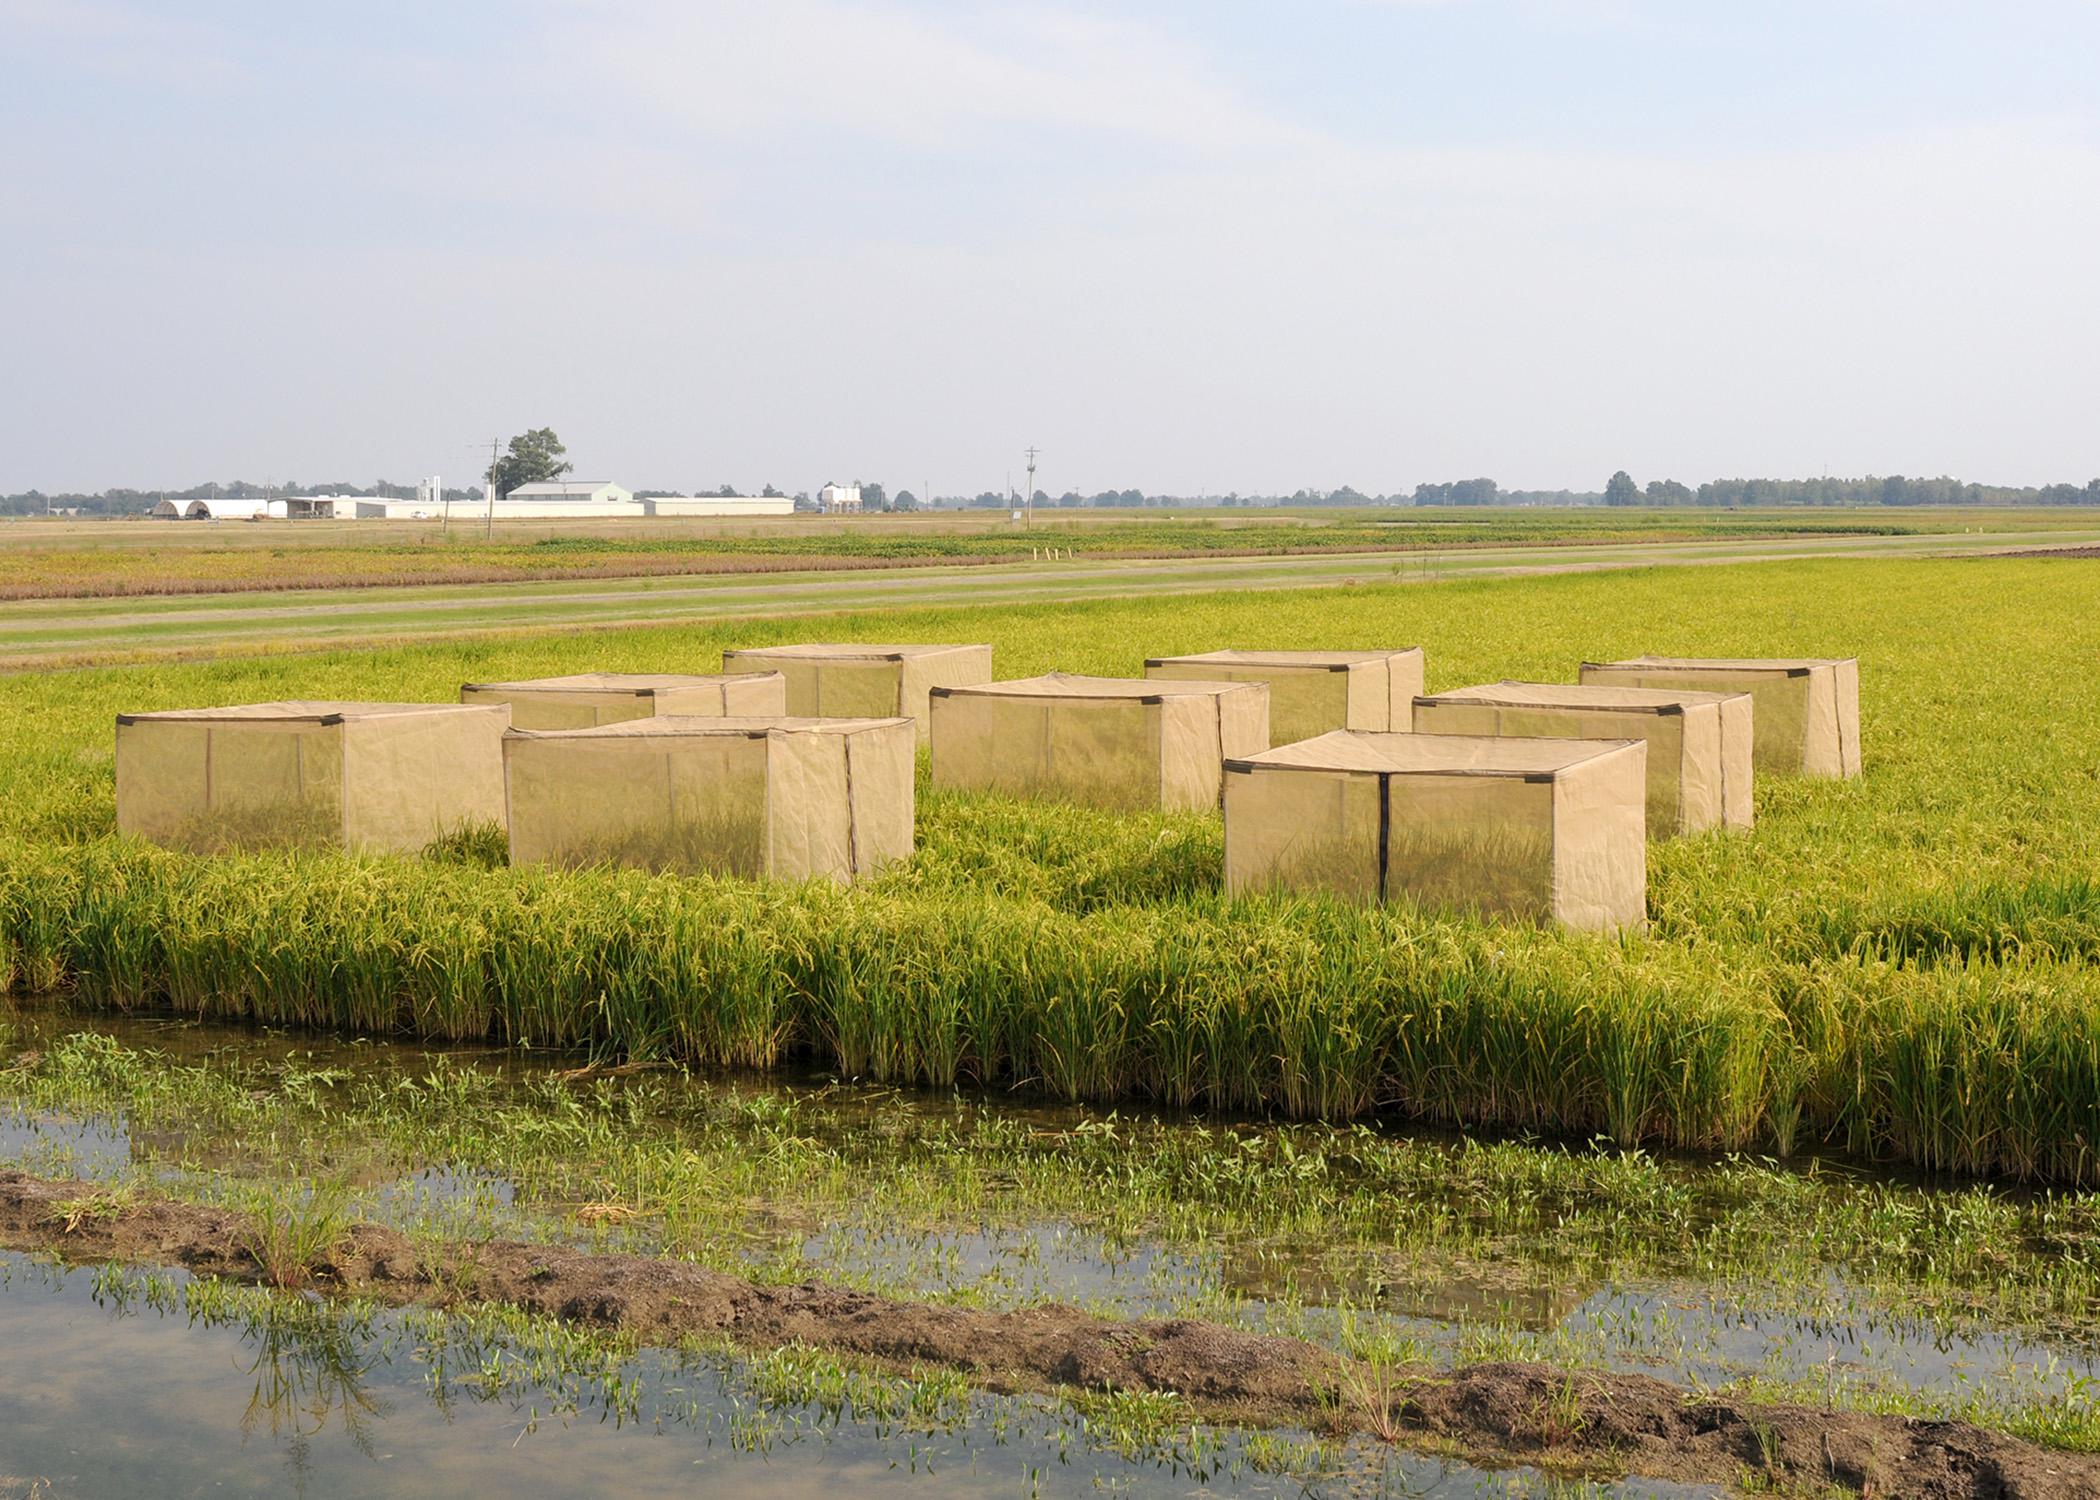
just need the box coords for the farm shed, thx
[115,701,508,854]
[1412,680,1752,835]
[641,495,795,518]
[929,673,1268,811]
[503,715,914,882]
[719,643,993,743]
[503,480,636,505]
[460,672,788,731]
[1223,731,1647,932]
[1142,648,1425,745]
[1579,656,1860,778]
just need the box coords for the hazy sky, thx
[5,0,2097,495]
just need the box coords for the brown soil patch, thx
[1995,546,2100,559]
[2,1170,2093,1498]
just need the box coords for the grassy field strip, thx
[9,523,2096,627]
[4,527,2093,665]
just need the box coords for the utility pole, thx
[1024,446,1039,530]
[484,437,501,540]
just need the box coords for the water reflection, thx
[238,1298,389,1460]
[6,998,2098,1431]
[0,1254,1718,1500]
[0,1108,130,1180]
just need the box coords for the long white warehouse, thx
[153,481,796,521]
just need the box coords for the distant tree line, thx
[10,469,2098,518]
[934,483,1600,508]
[1601,471,2100,507]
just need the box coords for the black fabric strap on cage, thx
[1376,772,1391,905]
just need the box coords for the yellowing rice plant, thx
[3,555,2099,1182]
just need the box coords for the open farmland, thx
[3,504,2095,603]
[5,510,2099,667]
[6,553,2100,1497]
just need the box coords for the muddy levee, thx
[2,1170,2094,1500]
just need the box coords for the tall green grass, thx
[8,830,2099,1180]
[3,556,2099,1181]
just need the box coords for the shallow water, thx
[0,1254,1720,1500]
[0,1108,129,1180]
[5,1001,2099,1424]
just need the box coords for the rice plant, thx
[3,555,2099,1182]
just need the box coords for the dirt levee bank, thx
[1,1170,2092,1499]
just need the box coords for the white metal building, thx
[153,494,372,520]
[818,481,863,514]
[285,495,360,519]
[170,496,279,520]
[643,494,795,518]
[505,480,635,506]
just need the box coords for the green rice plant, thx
[1333,1306,1430,1444]
[423,820,509,870]
[1380,824,1556,922]
[526,808,766,880]
[6,555,2100,1182]
[161,797,340,856]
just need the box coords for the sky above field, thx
[4,0,2098,496]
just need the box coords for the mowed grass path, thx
[5,555,2100,1182]
[3,524,2095,665]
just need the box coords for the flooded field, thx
[8,1253,1741,1500]
[4,1001,2099,1495]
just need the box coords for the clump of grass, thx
[1333,1308,1429,1443]
[43,1182,145,1234]
[238,1179,354,1290]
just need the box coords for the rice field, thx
[7,550,2100,1496]
[3,555,2098,1185]
[6,1005,2100,1491]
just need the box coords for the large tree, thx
[1603,470,1641,506]
[487,428,573,498]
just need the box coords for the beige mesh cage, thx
[1143,648,1424,745]
[1413,681,1753,836]
[929,673,1269,811]
[115,701,510,854]
[1223,731,1647,932]
[719,644,993,743]
[1579,656,1860,778]
[460,672,788,731]
[503,715,914,882]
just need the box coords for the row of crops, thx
[3,556,2098,1180]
